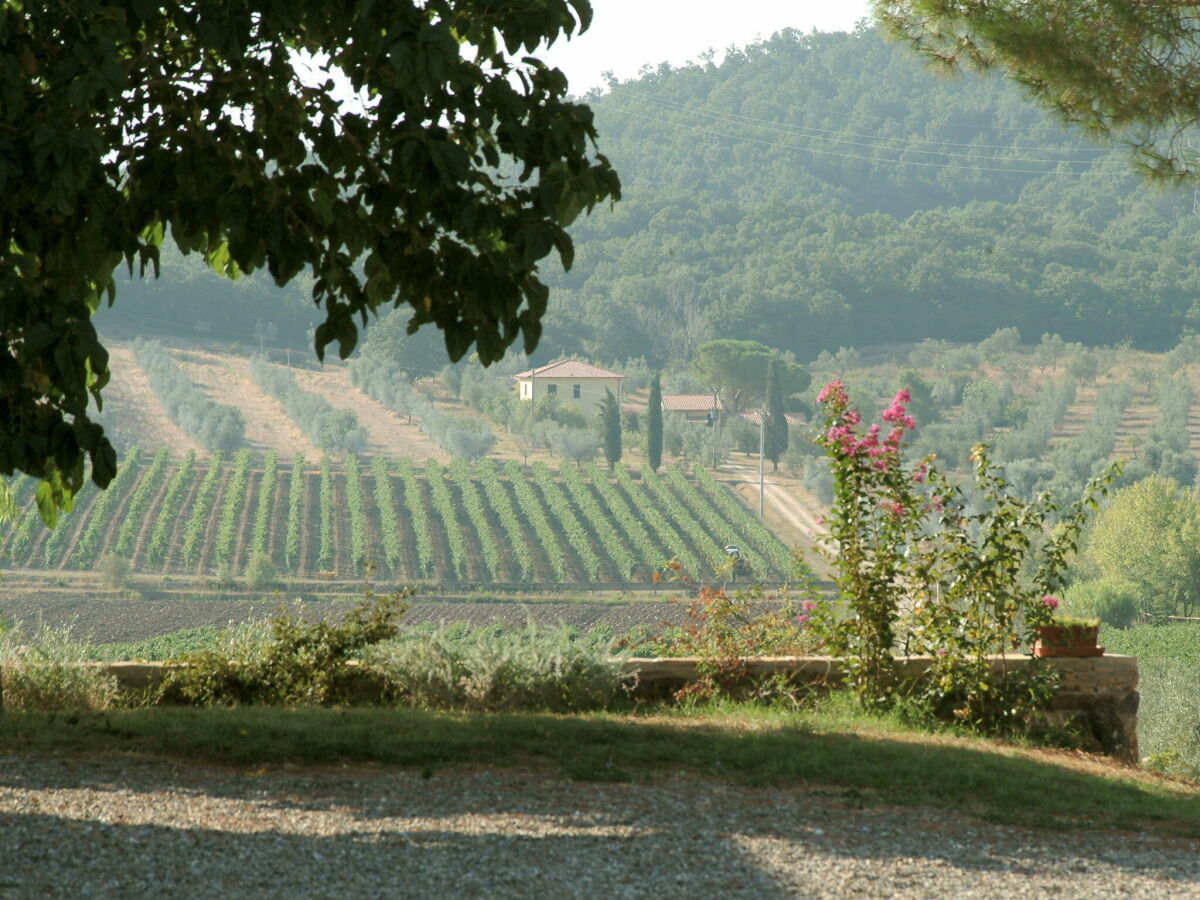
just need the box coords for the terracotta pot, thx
[1033,624,1104,658]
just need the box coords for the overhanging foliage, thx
[0,1,619,520]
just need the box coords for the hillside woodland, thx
[99,26,1200,372]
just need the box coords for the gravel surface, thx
[1,755,1198,898]
[0,594,694,644]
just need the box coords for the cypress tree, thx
[602,388,622,470]
[765,359,789,472]
[646,373,663,472]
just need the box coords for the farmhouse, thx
[661,393,723,424]
[515,360,624,416]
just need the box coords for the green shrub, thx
[0,622,119,711]
[97,553,133,590]
[244,551,277,592]
[364,621,628,712]
[1064,578,1140,629]
[162,594,408,706]
[1103,623,1200,778]
[812,380,1116,734]
[632,580,825,703]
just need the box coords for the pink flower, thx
[826,425,852,442]
[903,415,916,430]
[1042,595,1060,610]
[844,410,861,426]
[818,380,846,405]
[895,389,911,404]
[884,501,905,519]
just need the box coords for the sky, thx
[540,1,873,95]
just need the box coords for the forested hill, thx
[100,25,1200,369]
[538,25,1200,365]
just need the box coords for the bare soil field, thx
[0,587,691,644]
[291,363,448,462]
[104,345,201,457]
[172,348,319,457]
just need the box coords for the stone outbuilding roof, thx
[739,411,806,426]
[661,394,723,412]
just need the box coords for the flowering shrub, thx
[633,564,826,703]
[814,380,1118,731]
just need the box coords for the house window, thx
[546,384,557,396]
[573,384,581,400]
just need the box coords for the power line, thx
[611,106,1133,177]
[610,87,1116,155]
[608,88,1127,169]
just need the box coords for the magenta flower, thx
[1042,595,1060,610]
[818,380,847,405]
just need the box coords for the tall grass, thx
[364,622,628,712]
[0,621,119,711]
[1103,622,1200,777]
[83,615,629,713]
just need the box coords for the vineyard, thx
[0,454,798,586]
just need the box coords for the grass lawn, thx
[3,698,1197,838]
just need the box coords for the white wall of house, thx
[518,376,623,416]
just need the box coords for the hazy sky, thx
[540,1,873,94]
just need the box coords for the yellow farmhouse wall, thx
[519,376,623,416]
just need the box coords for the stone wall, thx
[96,653,1139,761]
[620,654,1140,761]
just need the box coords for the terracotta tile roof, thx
[739,411,806,426]
[514,360,624,380]
[661,394,723,412]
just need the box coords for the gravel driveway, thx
[2,755,1199,898]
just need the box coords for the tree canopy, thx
[874,0,1200,178]
[646,372,663,472]
[764,359,788,472]
[1086,475,1200,619]
[1,1,618,521]
[359,307,458,380]
[692,340,810,412]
